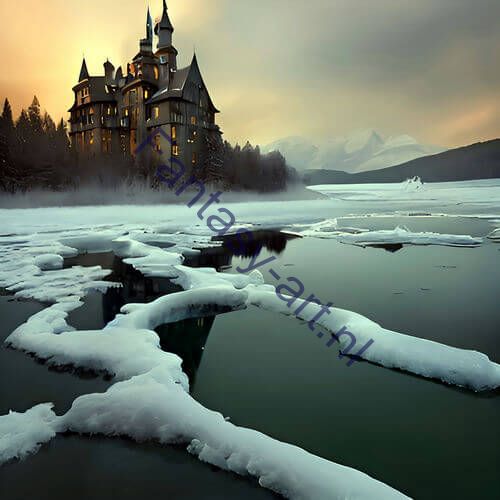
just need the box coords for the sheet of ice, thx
[247,289,500,392]
[5,300,187,386]
[296,220,482,247]
[307,178,500,209]
[0,404,57,465]
[6,265,119,303]
[33,254,64,271]
[336,226,482,248]
[113,236,265,290]
[487,228,500,241]
[4,287,409,498]
[57,366,409,500]
[108,286,248,330]
[0,233,120,303]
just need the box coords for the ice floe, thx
[56,366,410,500]
[0,233,120,303]
[487,228,500,241]
[247,289,500,391]
[0,404,57,464]
[336,226,482,248]
[297,220,482,248]
[2,288,411,498]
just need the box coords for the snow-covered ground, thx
[1,179,499,498]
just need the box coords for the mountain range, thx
[262,129,445,173]
[302,139,500,185]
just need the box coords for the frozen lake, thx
[1,180,499,499]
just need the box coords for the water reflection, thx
[64,230,297,388]
[219,229,298,258]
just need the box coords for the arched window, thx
[153,66,159,80]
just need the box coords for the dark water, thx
[0,255,276,499]
[0,297,110,415]
[0,435,277,500]
[1,218,499,499]
[193,218,500,499]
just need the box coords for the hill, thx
[303,139,500,185]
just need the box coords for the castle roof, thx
[148,55,219,112]
[79,58,89,82]
[156,0,174,33]
[69,76,115,111]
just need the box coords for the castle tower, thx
[139,7,154,54]
[155,0,178,81]
[104,59,115,86]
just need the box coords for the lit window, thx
[171,126,177,140]
[89,132,94,145]
[153,66,159,80]
[172,145,180,156]
[124,108,129,117]
[153,106,160,119]
[191,116,197,125]
[154,134,161,152]
[144,89,149,100]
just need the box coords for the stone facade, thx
[68,0,221,173]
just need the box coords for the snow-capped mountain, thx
[263,130,445,173]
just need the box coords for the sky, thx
[0,0,498,148]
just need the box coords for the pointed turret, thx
[140,7,154,54]
[155,0,175,51]
[79,58,89,82]
[158,0,174,32]
[146,7,153,41]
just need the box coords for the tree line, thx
[0,96,296,193]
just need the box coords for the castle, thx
[68,0,221,171]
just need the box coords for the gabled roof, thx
[69,76,116,110]
[148,54,219,112]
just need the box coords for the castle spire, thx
[79,58,89,82]
[155,0,176,54]
[146,6,153,41]
[140,6,154,54]
[159,0,174,32]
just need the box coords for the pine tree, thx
[1,98,14,137]
[28,95,43,134]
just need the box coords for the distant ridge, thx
[303,139,500,185]
[263,130,444,173]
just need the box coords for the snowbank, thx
[5,301,187,386]
[33,254,64,271]
[337,226,482,248]
[0,233,120,303]
[4,289,411,498]
[298,221,482,248]
[57,366,410,500]
[247,289,500,391]
[109,286,248,330]
[0,404,57,465]
[487,228,500,241]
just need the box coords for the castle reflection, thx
[64,229,297,387]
